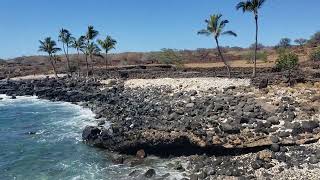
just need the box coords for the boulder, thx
[82,126,101,142]
[136,149,146,159]
[144,169,156,178]
[259,79,268,89]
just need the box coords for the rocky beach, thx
[1,68,320,180]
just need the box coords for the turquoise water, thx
[0,95,184,180]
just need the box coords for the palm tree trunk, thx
[90,55,94,76]
[77,50,81,77]
[49,55,58,78]
[85,54,89,77]
[66,44,71,75]
[215,37,231,78]
[105,52,108,71]
[63,43,71,76]
[253,15,258,78]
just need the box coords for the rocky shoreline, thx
[1,73,320,179]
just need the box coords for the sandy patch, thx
[123,77,251,92]
[8,74,67,81]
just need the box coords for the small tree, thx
[275,52,298,80]
[249,43,264,50]
[294,38,307,47]
[150,49,183,66]
[309,31,320,47]
[38,37,61,78]
[244,51,268,63]
[58,28,75,75]
[198,14,237,77]
[309,47,320,62]
[278,38,291,49]
[97,36,117,70]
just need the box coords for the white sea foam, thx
[0,94,98,142]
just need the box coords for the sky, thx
[0,0,319,59]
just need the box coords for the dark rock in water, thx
[161,173,171,178]
[144,169,156,178]
[136,149,146,159]
[82,126,101,143]
[95,114,103,119]
[11,95,16,99]
[270,144,280,152]
[27,131,37,135]
[259,79,269,89]
[129,170,142,177]
[0,97,3,100]
[97,120,105,126]
[173,161,185,172]
[112,155,125,164]
[127,158,144,167]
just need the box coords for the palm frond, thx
[222,31,237,37]
[38,37,61,55]
[258,0,266,8]
[197,29,211,36]
[86,26,99,41]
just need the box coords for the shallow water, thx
[0,95,185,180]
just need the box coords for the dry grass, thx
[184,60,275,68]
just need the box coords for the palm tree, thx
[236,0,266,77]
[198,14,237,78]
[84,26,99,77]
[38,37,61,78]
[71,36,86,76]
[83,42,103,76]
[58,28,75,75]
[97,36,117,70]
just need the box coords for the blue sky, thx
[0,0,319,59]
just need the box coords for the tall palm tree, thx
[58,28,75,75]
[71,36,86,76]
[198,14,237,78]
[84,26,99,77]
[97,36,117,70]
[236,0,266,77]
[38,37,61,78]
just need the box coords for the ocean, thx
[0,95,184,180]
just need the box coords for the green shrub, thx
[309,47,320,62]
[275,52,299,77]
[244,51,268,63]
[150,49,183,66]
[275,47,289,55]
